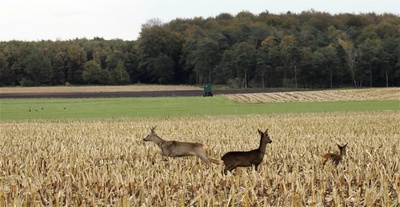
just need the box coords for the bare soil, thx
[0,89,289,98]
[0,85,301,98]
[2,86,397,101]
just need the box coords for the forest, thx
[0,10,399,88]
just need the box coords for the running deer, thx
[143,126,220,165]
[221,128,272,174]
[321,143,348,166]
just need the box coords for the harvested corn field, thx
[1,111,399,206]
[224,88,400,103]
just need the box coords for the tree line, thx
[0,10,399,88]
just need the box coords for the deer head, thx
[337,143,347,156]
[143,126,158,142]
[258,128,272,145]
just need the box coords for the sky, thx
[0,0,399,42]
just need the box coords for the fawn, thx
[321,143,348,166]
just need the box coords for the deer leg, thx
[254,164,259,171]
[158,151,166,157]
[224,166,236,174]
[223,167,228,174]
[195,148,212,165]
[334,160,340,166]
[158,149,172,157]
[156,151,170,161]
[196,154,211,165]
[223,166,233,174]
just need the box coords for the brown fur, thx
[143,126,220,165]
[221,129,272,174]
[321,143,347,166]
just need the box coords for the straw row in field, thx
[224,88,400,103]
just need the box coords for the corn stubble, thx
[1,111,399,206]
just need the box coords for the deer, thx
[221,128,272,174]
[143,126,220,165]
[321,143,348,166]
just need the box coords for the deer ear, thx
[258,129,263,134]
[150,126,157,133]
[265,128,268,133]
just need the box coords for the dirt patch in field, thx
[0,85,201,94]
[1,86,398,101]
[0,85,303,98]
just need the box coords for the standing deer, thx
[321,143,347,166]
[221,128,272,174]
[143,126,220,165]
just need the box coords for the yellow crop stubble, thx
[225,88,400,103]
[0,111,399,206]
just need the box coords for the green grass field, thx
[0,96,399,121]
